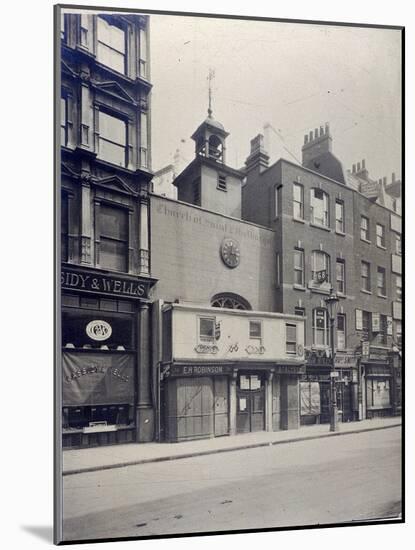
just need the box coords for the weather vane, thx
[207,68,215,117]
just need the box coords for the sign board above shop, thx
[61,266,157,300]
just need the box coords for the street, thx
[63,426,401,541]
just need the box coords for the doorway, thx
[236,373,265,433]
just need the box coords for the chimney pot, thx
[325,123,329,134]
[320,126,324,136]
[304,134,308,144]
[314,128,318,138]
[309,131,313,141]
[392,172,396,182]
[383,177,387,185]
[378,179,382,185]
[362,159,366,169]
[357,162,361,172]
[352,164,356,173]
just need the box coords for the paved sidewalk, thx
[62,417,401,476]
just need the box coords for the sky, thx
[149,14,402,183]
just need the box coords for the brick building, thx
[59,9,157,448]
[242,125,402,423]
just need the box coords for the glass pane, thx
[100,239,128,272]
[97,42,125,73]
[100,205,128,240]
[250,321,261,338]
[140,28,147,60]
[99,112,126,145]
[140,112,148,148]
[97,16,125,52]
[200,318,214,339]
[98,139,126,167]
[293,184,302,202]
[286,324,296,341]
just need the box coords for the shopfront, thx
[61,265,156,448]
[159,303,305,442]
[301,350,358,425]
[362,349,393,419]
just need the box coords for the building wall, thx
[150,194,277,311]
[167,305,305,362]
[352,193,402,348]
[201,163,242,219]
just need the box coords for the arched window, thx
[310,188,329,227]
[312,308,329,346]
[311,250,330,284]
[211,293,251,310]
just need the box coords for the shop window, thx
[377,267,386,297]
[61,193,69,262]
[211,293,251,310]
[312,308,329,347]
[311,250,330,284]
[293,249,305,286]
[335,200,345,233]
[61,97,67,146]
[310,188,329,227]
[193,178,201,206]
[62,309,134,350]
[249,320,262,340]
[97,16,126,74]
[336,260,345,294]
[337,314,346,350]
[396,275,402,301]
[376,223,386,248]
[360,216,370,241]
[395,234,402,255]
[99,204,129,272]
[286,324,297,354]
[361,261,371,292]
[199,317,215,342]
[293,182,304,220]
[98,111,127,167]
[63,404,131,429]
[366,379,390,409]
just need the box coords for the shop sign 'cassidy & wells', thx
[61,267,153,299]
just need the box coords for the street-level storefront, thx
[362,347,393,419]
[61,265,156,449]
[300,350,358,425]
[159,303,305,442]
[160,362,305,442]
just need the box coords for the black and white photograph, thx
[55,2,403,545]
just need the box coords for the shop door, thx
[320,382,330,423]
[236,374,265,433]
[337,381,353,422]
[214,376,229,436]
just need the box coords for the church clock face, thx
[220,238,241,268]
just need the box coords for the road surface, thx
[63,426,401,541]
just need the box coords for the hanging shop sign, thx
[61,266,154,300]
[86,320,112,341]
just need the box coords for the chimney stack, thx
[392,172,396,183]
[302,122,333,166]
[245,133,270,175]
[353,158,369,180]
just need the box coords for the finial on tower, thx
[207,68,215,118]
